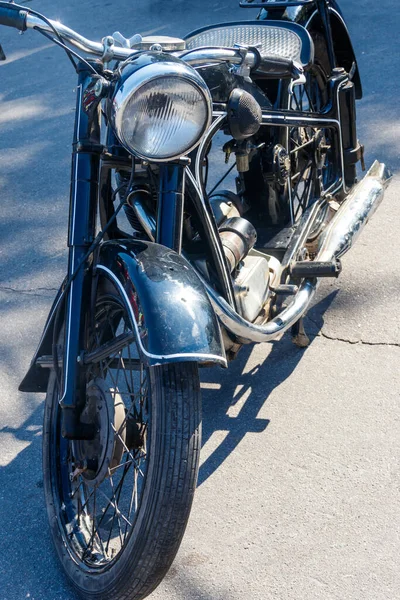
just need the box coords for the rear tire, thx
[43,278,202,600]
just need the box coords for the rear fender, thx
[259,1,363,99]
[308,4,363,99]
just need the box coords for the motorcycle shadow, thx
[0,292,337,599]
[0,401,79,599]
[0,405,236,600]
[198,291,338,486]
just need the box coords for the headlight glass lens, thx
[119,76,209,160]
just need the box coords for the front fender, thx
[96,240,227,367]
[19,240,227,393]
[19,278,66,393]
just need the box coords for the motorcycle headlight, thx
[112,58,212,162]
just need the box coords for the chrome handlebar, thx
[24,14,258,68]
[177,48,257,68]
[25,15,116,57]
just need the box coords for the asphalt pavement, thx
[0,1,399,599]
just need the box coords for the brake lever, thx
[0,42,6,61]
[289,62,307,95]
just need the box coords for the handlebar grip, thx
[0,3,27,31]
[255,56,294,78]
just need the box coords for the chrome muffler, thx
[205,161,392,344]
[317,161,392,262]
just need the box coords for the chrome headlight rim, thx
[113,60,213,163]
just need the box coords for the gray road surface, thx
[0,1,399,599]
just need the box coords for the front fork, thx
[60,66,187,438]
[156,163,185,252]
[60,63,102,439]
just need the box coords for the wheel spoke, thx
[56,292,150,567]
[111,423,146,474]
[96,487,133,529]
[288,68,331,223]
[84,485,98,557]
[125,467,138,540]
[84,460,135,559]
[108,469,124,548]
[109,454,146,473]
[78,484,96,515]
[127,338,138,404]
[71,478,84,499]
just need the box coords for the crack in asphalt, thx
[1,286,399,348]
[0,285,58,297]
[305,315,400,349]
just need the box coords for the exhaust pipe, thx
[204,161,392,344]
[317,161,392,262]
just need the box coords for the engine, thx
[209,191,272,323]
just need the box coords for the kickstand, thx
[291,317,310,348]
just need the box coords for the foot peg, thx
[270,284,299,296]
[290,259,342,279]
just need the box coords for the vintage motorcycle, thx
[0,1,392,599]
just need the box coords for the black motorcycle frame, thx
[18,0,361,440]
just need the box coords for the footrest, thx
[290,259,342,279]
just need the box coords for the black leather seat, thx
[185,20,314,69]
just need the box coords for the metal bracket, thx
[232,43,259,82]
[101,35,116,63]
[345,141,366,171]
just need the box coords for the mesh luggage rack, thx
[185,21,314,68]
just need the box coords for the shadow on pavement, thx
[163,568,237,600]
[0,291,337,600]
[198,292,338,486]
[0,401,80,600]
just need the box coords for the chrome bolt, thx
[94,79,104,98]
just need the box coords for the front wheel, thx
[43,277,201,600]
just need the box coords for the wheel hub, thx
[74,378,126,487]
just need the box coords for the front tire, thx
[43,278,201,600]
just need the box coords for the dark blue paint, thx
[59,65,101,410]
[156,164,185,253]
